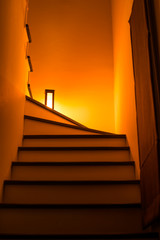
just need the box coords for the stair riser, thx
[11,165,135,181]
[22,138,127,147]
[18,150,130,162]
[25,101,76,126]
[3,183,141,204]
[24,120,99,135]
[0,207,142,234]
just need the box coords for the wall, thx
[151,0,160,233]
[28,0,115,132]
[0,0,29,199]
[153,0,160,58]
[111,0,140,177]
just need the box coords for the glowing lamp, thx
[45,89,55,109]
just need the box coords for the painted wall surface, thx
[28,0,115,132]
[0,0,29,199]
[111,0,140,177]
[153,0,160,66]
[152,5,160,233]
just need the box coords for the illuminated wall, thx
[0,0,29,199]
[111,0,140,177]
[28,0,115,132]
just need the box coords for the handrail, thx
[27,55,33,72]
[25,24,32,43]
[25,18,33,99]
[27,83,33,99]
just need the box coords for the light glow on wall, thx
[28,0,115,132]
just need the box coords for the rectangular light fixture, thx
[45,89,55,110]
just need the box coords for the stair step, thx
[3,180,141,204]
[23,116,113,135]
[25,96,85,127]
[11,161,136,181]
[18,147,130,162]
[23,135,127,147]
[0,203,143,234]
[0,232,159,240]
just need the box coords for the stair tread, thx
[0,203,141,208]
[4,180,140,185]
[23,134,126,139]
[18,146,130,151]
[12,161,135,166]
[0,232,158,239]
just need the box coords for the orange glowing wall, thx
[28,0,115,132]
[111,0,140,177]
[0,0,29,199]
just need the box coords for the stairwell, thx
[0,96,159,240]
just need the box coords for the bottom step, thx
[0,232,159,240]
[0,204,143,235]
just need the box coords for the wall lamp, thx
[45,89,55,110]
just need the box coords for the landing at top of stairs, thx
[25,96,87,128]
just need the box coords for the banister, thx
[25,24,32,43]
[27,83,33,99]
[27,55,33,72]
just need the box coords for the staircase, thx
[0,96,159,240]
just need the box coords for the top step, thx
[25,96,87,128]
[24,115,115,136]
[25,97,115,135]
